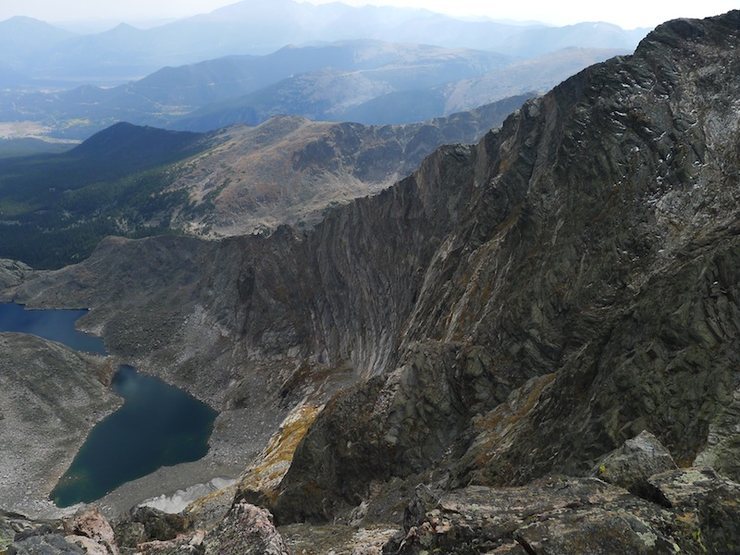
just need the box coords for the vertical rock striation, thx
[4,11,739,544]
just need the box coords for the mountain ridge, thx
[0,0,647,83]
[0,93,532,267]
[0,39,515,139]
[0,9,737,554]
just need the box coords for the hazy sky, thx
[1,0,737,29]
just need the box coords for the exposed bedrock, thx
[271,10,740,522]
[2,10,738,543]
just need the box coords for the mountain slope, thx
[0,334,119,517]
[506,21,646,56]
[0,124,207,267]
[0,17,75,69]
[172,47,620,131]
[440,46,627,114]
[135,40,508,107]
[165,94,532,236]
[0,123,204,201]
[5,14,738,545]
[0,94,530,267]
[0,139,72,159]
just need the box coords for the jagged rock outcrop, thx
[62,509,119,555]
[593,430,678,494]
[236,404,322,508]
[114,507,190,548]
[0,260,31,290]
[391,468,740,554]
[1,508,119,555]
[270,10,740,520]
[202,502,288,555]
[2,10,738,549]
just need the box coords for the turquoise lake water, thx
[0,302,217,507]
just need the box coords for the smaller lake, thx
[0,302,217,507]
[51,365,217,507]
[0,302,106,354]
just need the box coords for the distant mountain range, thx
[0,41,623,139]
[0,0,648,84]
[176,46,626,130]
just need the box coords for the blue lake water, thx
[51,365,217,507]
[0,302,106,354]
[0,302,217,507]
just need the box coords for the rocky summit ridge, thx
[1,10,739,555]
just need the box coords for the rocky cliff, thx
[1,9,738,554]
[270,9,740,523]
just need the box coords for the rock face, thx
[0,335,119,517]
[393,469,740,554]
[269,10,740,521]
[2,9,739,552]
[202,502,288,555]
[236,404,322,507]
[593,430,678,494]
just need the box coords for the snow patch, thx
[140,477,236,514]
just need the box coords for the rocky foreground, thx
[1,432,737,553]
[1,9,738,555]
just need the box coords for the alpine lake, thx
[0,302,217,507]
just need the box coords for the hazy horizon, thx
[0,0,737,30]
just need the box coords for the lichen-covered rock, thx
[0,516,14,554]
[279,523,401,555]
[10,534,85,554]
[184,486,237,532]
[64,535,110,555]
[1,509,117,555]
[202,502,288,555]
[113,521,147,550]
[63,508,117,554]
[647,467,740,551]
[128,507,189,543]
[392,473,739,554]
[593,430,677,494]
[237,404,322,509]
